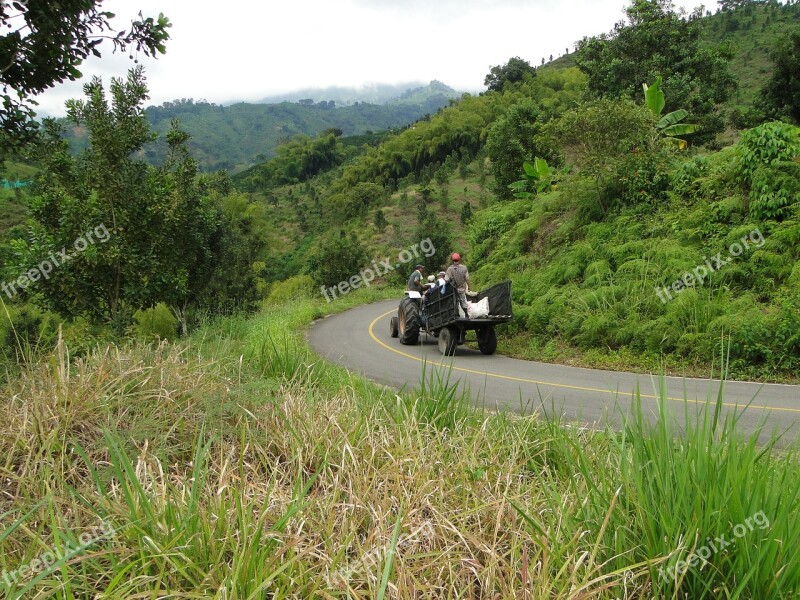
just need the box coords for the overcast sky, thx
[34,0,704,116]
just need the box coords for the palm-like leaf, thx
[643,76,666,117]
[522,161,538,177]
[533,157,550,178]
[657,109,690,129]
[662,123,698,136]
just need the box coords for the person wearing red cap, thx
[445,252,470,318]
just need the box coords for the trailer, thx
[389,280,512,356]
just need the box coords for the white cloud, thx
[34,0,703,116]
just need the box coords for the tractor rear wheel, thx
[399,299,420,345]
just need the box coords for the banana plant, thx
[643,76,698,149]
[509,157,558,199]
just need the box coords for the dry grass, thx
[0,332,642,598]
[1,299,798,598]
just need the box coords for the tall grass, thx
[514,380,800,599]
[392,359,476,431]
[1,292,798,597]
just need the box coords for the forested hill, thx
[62,81,460,172]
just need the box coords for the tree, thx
[484,100,557,200]
[324,181,384,223]
[575,0,735,142]
[758,30,800,124]
[546,98,657,213]
[1,2,170,155]
[718,0,757,10]
[306,230,368,290]
[374,209,387,231]
[484,56,536,92]
[460,201,473,225]
[191,182,268,317]
[414,214,453,274]
[20,67,220,331]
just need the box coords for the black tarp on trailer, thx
[472,280,512,318]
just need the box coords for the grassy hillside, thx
[702,1,800,108]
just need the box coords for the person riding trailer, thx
[444,253,470,318]
[407,264,432,294]
[428,271,447,295]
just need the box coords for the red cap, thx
[451,253,461,262]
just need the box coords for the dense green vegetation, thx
[3,0,799,381]
[1,68,272,362]
[705,0,800,111]
[0,1,170,156]
[575,0,737,142]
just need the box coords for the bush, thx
[306,230,368,290]
[611,147,674,208]
[670,154,710,199]
[737,121,800,220]
[484,100,556,200]
[133,303,178,342]
[0,302,62,365]
[265,275,315,306]
[547,98,657,215]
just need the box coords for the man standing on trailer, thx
[445,253,470,318]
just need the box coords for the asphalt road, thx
[308,299,800,442]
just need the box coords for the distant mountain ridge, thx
[62,81,463,172]
[257,80,458,106]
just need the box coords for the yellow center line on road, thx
[368,309,800,415]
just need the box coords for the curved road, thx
[308,300,800,441]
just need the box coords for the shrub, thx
[671,154,711,199]
[0,302,62,365]
[265,275,315,306]
[306,230,368,291]
[484,100,556,200]
[736,121,800,220]
[133,303,178,342]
